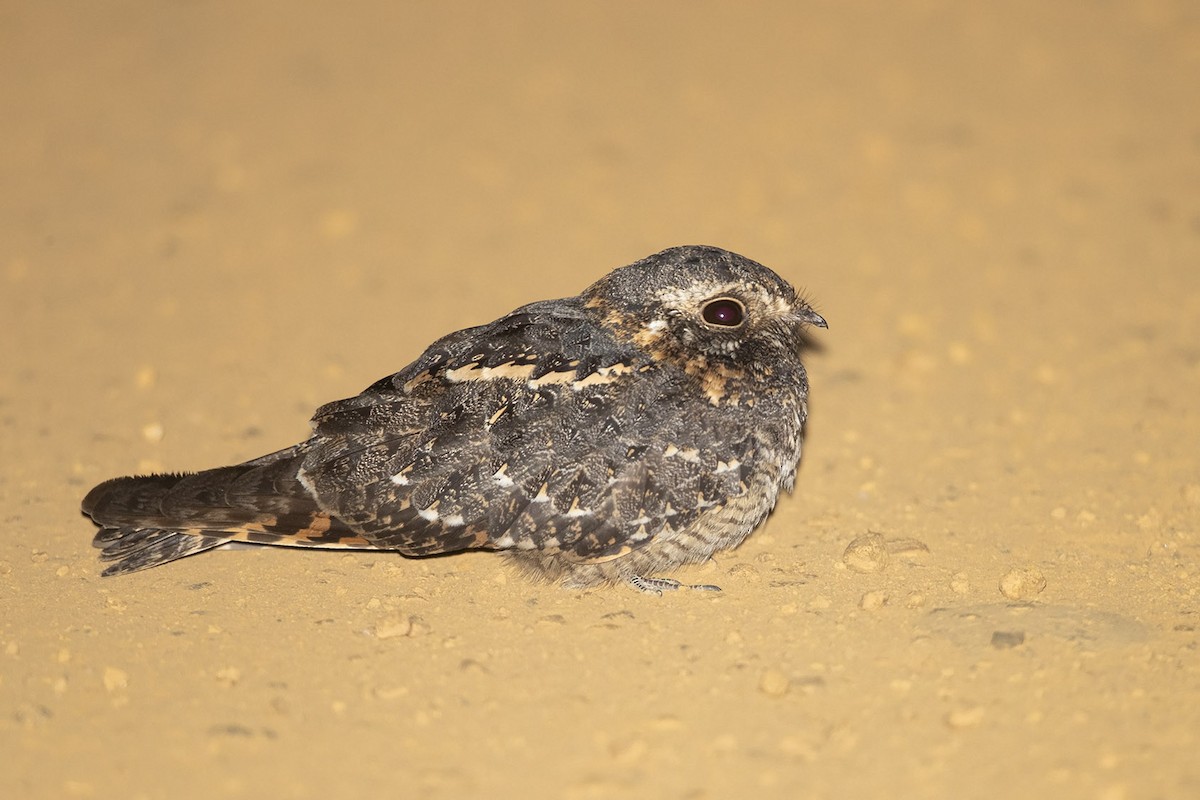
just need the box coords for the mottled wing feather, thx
[300,299,759,561]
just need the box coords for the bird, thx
[82,245,827,593]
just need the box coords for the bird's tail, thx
[81,446,372,576]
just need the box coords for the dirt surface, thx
[3,2,1198,798]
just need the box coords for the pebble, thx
[945,705,986,729]
[374,616,414,638]
[843,533,889,573]
[215,667,242,688]
[102,667,128,692]
[758,669,791,697]
[991,630,1026,649]
[727,563,761,580]
[999,566,1047,600]
[860,590,888,610]
[134,366,157,390]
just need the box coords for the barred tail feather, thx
[94,528,230,576]
[82,449,373,576]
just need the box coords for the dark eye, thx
[701,297,745,328]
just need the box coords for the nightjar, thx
[82,245,827,593]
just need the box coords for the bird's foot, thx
[627,575,723,595]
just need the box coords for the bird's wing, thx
[300,300,759,561]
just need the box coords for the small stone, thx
[758,669,791,697]
[843,533,890,573]
[134,366,157,390]
[991,630,1026,649]
[215,667,242,688]
[999,566,1046,600]
[950,572,971,594]
[103,667,128,692]
[727,563,761,580]
[648,715,683,731]
[1136,509,1163,532]
[374,616,418,639]
[860,590,888,610]
[945,705,986,729]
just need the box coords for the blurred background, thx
[3,2,1197,798]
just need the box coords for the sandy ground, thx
[3,2,1198,798]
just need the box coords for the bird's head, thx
[585,245,826,373]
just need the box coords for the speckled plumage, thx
[82,245,826,592]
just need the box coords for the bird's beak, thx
[796,307,828,329]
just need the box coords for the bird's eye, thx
[701,297,745,328]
